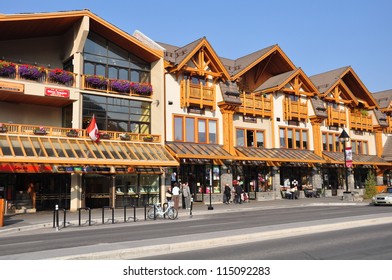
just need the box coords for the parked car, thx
[372,187,392,205]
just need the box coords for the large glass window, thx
[235,128,265,147]
[279,127,308,149]
[83,32,151,83]
[82,94,150,133]
[186,118,195,142]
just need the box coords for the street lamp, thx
[338,129,350,193]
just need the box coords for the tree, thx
[364,169,377,199]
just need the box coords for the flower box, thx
[34,127,47,135]
[0,60,16,77]
[111,80,131,93]
[66,129,79,137]
[48,68,74,86]
[19,64,45,81]
[85,75,108,89]
[119,133,131,140]
[130,82,153,96]
[143,136,154,142]
[100,133,111,139]
[0,126,7,133]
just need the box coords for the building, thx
[1,10,391,213]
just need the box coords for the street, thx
[0,205,391,259]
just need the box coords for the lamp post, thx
[338,129,350,193]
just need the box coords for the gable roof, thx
[373,89,392,111]
[0,10,163,63]
[222,45,296,80]
[158,37,231,80]
[310,66,378,109]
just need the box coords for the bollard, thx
[144,204,147,220]
[102,206,115,224]
[62,209,67,228]
[55,204,59,231]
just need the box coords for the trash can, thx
[0,198,4,227]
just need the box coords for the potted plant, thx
[34,126,47,135]
[48,68,74,85]
[143,135,154,142]
[85,75,108,89]
[130,82,153,95]
[19,64,45,80]
[100,132,111,139]
[0,60,16,77]
[119,133,131,140]
[111,79,131,93]
[0,123,7,133]
[66,129,79,137]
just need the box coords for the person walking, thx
[182,182,191,210]
[234,181,243,204]
[172,183,180,210]
[224,183,231,204]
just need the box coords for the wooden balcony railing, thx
[283,97,308,121]
[350,113,373,132]
[327,106,347,127]
[0,123,161,143]
[180,79,215,110]
[238,93,272,117]
[0,61,76,87]
[387,116,392,134]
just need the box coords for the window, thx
[173,115,218,144]
[351,139,368,155]
[322,132,342,152]
[83,94,150,133]
[279,127,308,149]
[235,128,265,147]
[83,32,151,83]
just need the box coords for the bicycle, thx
[147,201,178,220]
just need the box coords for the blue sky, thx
[1,0,391,92]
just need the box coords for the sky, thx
[1,0,391,93]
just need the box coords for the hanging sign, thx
[45,87,70,98]
[345,147,352,168]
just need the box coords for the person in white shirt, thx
[171,183,180,210]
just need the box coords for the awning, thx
[323,151,391,166]
[0,133,179,168]
[165,141,235,162]
[235,147,325,166]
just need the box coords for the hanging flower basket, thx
[143,136,154,142]
[66,129,79,137]
[19,64,45,80]
[130,82,153,95]
[0,123,7,133]
[119,133,131,140]
[111,79,131,93]
[0,60,16,77]
[48,68,74,85]
[85,75,108,89]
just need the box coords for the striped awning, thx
[323,151,390,166]
[165,141,234,160]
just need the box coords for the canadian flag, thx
[86,114,100,142]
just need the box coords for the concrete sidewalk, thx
[0,196,370,236]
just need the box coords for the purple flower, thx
[0,60,16,77]
[19,64,45,80]
[111,79,131,93]
[48,68,74,85]
[85,75,108,87]
[130,82,153,95]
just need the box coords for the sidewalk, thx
[0,196,370,236]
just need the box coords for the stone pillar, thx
[272,167,281,200]
[348,168,355,192]
[70,173,82,212]
[311,167,322,189]
[109,175,116,208]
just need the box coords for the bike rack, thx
[102,206,115,224]
[78,207,91,226]
[52,206,67,229]
[123,205,137,222]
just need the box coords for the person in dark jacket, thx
[234,183,243,204]
[224,184,231,204]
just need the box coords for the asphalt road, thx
[141,223,392,260]
[0,205,391,259]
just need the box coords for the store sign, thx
[243,115,257,123]
[0,81,24,93]
[0,163,52,173]
[55,165,112,173]
[45,87,70,98]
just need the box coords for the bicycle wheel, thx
[167,207,178,220]
[147,207,156,219]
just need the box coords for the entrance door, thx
[84,174,111,208]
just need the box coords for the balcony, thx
[238,93,272,118]
[283,97,307,121]
[82,75,153,98]
[0,61,76,87]
[350,112,373,132]
[327,106,347,127]
[0,123,161,143]
[180,79,215,110]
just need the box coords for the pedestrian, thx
[182,182,191,210]
[172,183,180,210]
[27,182,36,209]
[224,183,231,204]
[166,186,172,202]
[171,171,177,187]
[234,181,243,204]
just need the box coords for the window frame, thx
[173,115,218,144]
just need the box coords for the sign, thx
[243,115,257,123]
[45,87,70,98]
[345,147,353,168]
[0,81,24,93]
[188,107,205,114]
[0,163,52,173]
